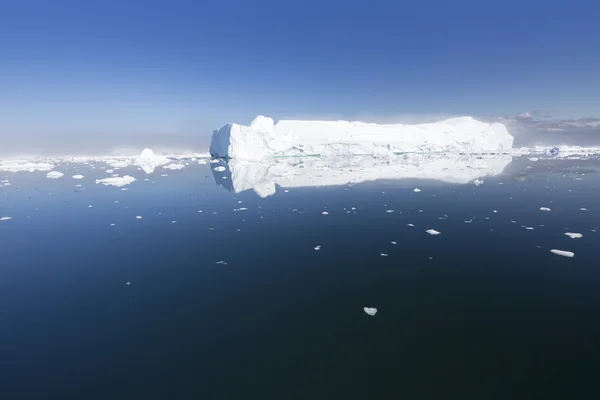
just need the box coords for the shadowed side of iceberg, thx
[210,116,514,159]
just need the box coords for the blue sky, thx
[1,0,599,139]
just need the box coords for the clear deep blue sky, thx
[1,0,598,137]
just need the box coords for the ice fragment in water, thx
[314,245,321,251]
[564,232,582,239]
[321,211,329,215]
[426,229,441,235]
[72,175,84,180]
[472,179,484,186]
[0,216,12,221]
[363,307,377,316]
[550,249,574,258]
[540,207,551,211]
[95,175,136,187]
[413,188,421,192]
[214,166,226,172]
[136,216,142,219]
[46,171,64,179]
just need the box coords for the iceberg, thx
[211,153,513,197]
[210,115,514,159]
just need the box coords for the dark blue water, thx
[1,159,599,399]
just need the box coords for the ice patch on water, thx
[72,175,84,180]
[95,175,136,187]
[46,171,64,179]
[550,249,574,258]
[565,232,583,239]
[426,229,441,235]
[0,216,12,221]
[214,166,226,172]
[163,163,185,171]
[540,207,551,211]
[363,307,378,316]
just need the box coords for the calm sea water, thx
[1,157,599,399]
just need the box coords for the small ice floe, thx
[216,260,227,265]
[209,159,220,164]
[493,210,498,213]
[314,245,321,251]
[413,188,421,193]
[321,211,329,215]
[550,249,574,258]
[284,190,289,193]
[540,207,551,212]
[380,253,388,257]
[580,208,588,211]
[464,219,472,223]
[163,163,185,170]
[391,241,397,245]
[46,171,64,179]
[565,232,583,239]
[363,307,377,316]
[171,221,177,224]
[233,207,248,212]
[88,205,93,208]
[95,175,136,187]
[72,175,84,180]
[407,223,414,227]
[135,216,142,219]
[426,229,441,235]
[529,157,539,162]
[0,216,12,221]
[126,281,131,286]
[214,166,226,172]
[525,226,534,230]
[110,223,116,226]
[105,169,114,174]
[472,179,484,186]
[385,209,394,213]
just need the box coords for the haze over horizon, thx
[1,0,599,155]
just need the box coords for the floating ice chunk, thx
[95,175,136,187]
[134,148,170,174]
[216,261,227,265]
[540,207,551,211]
[72,175,84,180]
[391,241,397,244]
[426,229,441,235]
[105,169,114,174]
[550,249,574,258]
[126,281,131,286]
[214,166,226,172]
[385,209,394,213]
[363,307,378,316]
[407,223,414,227]
[46,171,64,179]
[198,159,208,165]
[580,208,587,211]
[314,245,321,251]
[135,216,142,219]
[0,216,12,221]
[413,188,421,192]
[380,253,388,257]
[529,157,539,161]
[472,179,484,186]
[163,163,185,171]
[565,232,583,239]
[525,226,534,230]
[321,211,329,215]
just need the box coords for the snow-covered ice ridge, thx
[212,153,512,197]
[210,115,515,159]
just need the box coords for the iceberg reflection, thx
[212,153,513,197]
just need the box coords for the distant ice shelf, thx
[210,115,514,159]
[211,153,513,198]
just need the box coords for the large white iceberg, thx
[210,115,514,159]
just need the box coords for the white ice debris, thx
[0,160,54,172]
[363,307,378,316]
[426,229,441,235]
[163,163,185,171]
[540,207,551,211]
[135,216,142,219]
[472,179,484,186]
[214,166,226,172]
[321,211,329,215]
[380,253,388,257]
[210,115,514,159]
[95,175,136,187]
[407,223,414,227]
[72,175,84,180]
[550,249,574,258]
[413,188,421,192]
[134,148,170,174]
[565,232,583,239]
[314,245,321,251]
[580,208,587,211]
[46,171,64,179]
[0,216,12,221]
